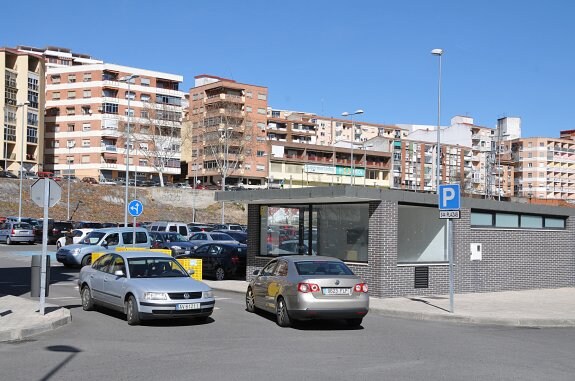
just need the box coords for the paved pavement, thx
[2,280,574,342]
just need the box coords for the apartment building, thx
[43,64,184,182]
[312,115,407,146]
[0,48,45,175]
[185,75,269,188]
[17,45,102,69]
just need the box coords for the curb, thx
[0,308,72,343]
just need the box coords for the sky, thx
[3,0,574,138]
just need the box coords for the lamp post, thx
[119,74,139,227]
[218,126,233,224]
[66,141,75,220]
[496,130,510,201]
[363,144,373,187]
[341,109,364,185]
[431,48,443,193]
[17,101,29,222]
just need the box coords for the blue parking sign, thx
[438,184,460,210]
[128,199,143,217]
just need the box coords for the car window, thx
[178,226,188,236]
[127,257,188,278]
[135,232,148,244]
[195,245,210,254]
[83,231,106,245]
[213,233,232,241]
[106,233,120,246]
[151,226,159,232]
[72,230,84,237]
[93,254,114,273]
[190,233,201,240]
[274,260,289,277]
[169,225,178,232]
[109,255,126,275]
[208,245,221,255]
[295,261,354,276]
[157,226,166,232]
[13,223,31,230]
[260,260,278,276]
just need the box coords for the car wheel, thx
[126,295,141,325]
[215,267,225,281]
[6,237,11,245]
[246,287,256,313]
[276,297,291,327]
[346,318,363,327]
[81,286,95,311]
[80,254,92,267]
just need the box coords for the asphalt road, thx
[0,244,574,381]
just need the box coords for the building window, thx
[140,77,150,86]
[68,74,76,83]
[83,73,92,82]
[257,122,266,130]
[245,106,252,113]
[257,108,266,115]
[51,75,61,84]
[398,205,446,263]
[257,150,265,157]
[68,91,76,99]
[82,139,90,147]
[256,164,265,171]
[66,107,75,116]
[257,93,267,101]
[83,89,91,98]
[81,155,90,163]
[26,127,38,144]
[471,210,566,229]
[141,94,150,102]
[53,92,60,100]
[67,124,75,132]
[102,103,118,114]
[125,91,136,100]
[246,91,252,98]
[82,123,91,131]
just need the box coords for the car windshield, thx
[82,231,106,245]
[295,261,354,276]
[127,257,189,278]
[13,223,31,230]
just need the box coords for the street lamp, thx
[66,141,76,220]
[218,126,233,224]
[431,48,443,192]
[17,101,29,222]
[119,74,139,227]
[363,143,373,187]
[341,109,364,185]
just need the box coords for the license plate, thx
[322,288,352,296]
[176,303,200,310]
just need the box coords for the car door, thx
[252,260,278,312]
[104,233,120,250]
[89,254,114,303]
[206,244,223,274]
[191,244,211,275]
[103,254,128,310]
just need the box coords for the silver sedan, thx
[78,251,215,325]
[246,256,369,327]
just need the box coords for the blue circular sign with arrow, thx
[128,199,143,217]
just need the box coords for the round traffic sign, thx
[128,199,143,217]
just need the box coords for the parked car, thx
[246,256,369,328]
[73,221,104,229]
[56,228,93,249]
[149,221,193,239]
[149,231,196,256]
[188,231,239,250]
[78,251,215,325]
[0,221,35,245]
[212,223,244,231]
[82,177,98,184]
[0,171,17,179]
[61,175,80,182]
[99,178,117,185]
[56,227,151,267]
[177,242,247,281]
[188,224,214,233]
[212,230,247,244]
[35,220,74,244]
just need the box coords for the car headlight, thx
[203,290,214,299]
[143,292,168,300]
[71,248,82,256]
[171,246,181,250]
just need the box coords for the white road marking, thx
[214,297,230,300]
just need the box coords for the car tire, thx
[81,286,95,311]
[6,237,11,245]
[215,267,226,281]
[80,254,92,267]
[246,287,256,313]
[126,295,141,325]
[276,297,291,328]
[346,318,363,327]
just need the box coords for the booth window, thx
[398,204,447,264]
[471,210,566,230]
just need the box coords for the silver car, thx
[246,256,369,327]
[0,221,35,245]
[188,231,238,249]
[78,251,215,325]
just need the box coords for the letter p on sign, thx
[438,184,460,210]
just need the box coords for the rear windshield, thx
[13,223,32,230]
[295,261,354,276]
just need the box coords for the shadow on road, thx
[0,263,78,298]
[248,308,364,331]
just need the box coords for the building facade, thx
[0,48,45,175]
[43,64,184,182]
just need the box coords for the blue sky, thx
[4,0,574,137]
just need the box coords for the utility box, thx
[31,255,50,297]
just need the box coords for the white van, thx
[149,221,192,239]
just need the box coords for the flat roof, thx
[215,186,575,216]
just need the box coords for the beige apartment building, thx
[0,48,45,175]
[185,75,269,188]
[44,64,184,182]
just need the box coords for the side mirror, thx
[114,270,124,277]
[252,269,260,276]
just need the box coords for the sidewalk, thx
[2,284,573,343]
[204,280,575,328]
[0,295,71,342]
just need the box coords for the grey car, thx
[246,256,369,328]
[78,251,215,325]
[188,231,238,249]
[0,221,35,245]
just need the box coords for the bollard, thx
[31,255,50,298]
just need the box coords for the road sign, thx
[128,199,143,217]
[30,179,61,207]
[438,184,460,210]
[440,210,460,219]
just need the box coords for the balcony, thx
[101,145,117,152]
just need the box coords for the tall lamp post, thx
[219,126,233,224]
[119,74,139,227]
[363,143,373,186]
[66,141,75,220]
[431,48,443,192]
[341,109,364,185]
[17,101,29,222]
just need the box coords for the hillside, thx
[0,179,247,224]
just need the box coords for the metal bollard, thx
[31,255,50,297]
